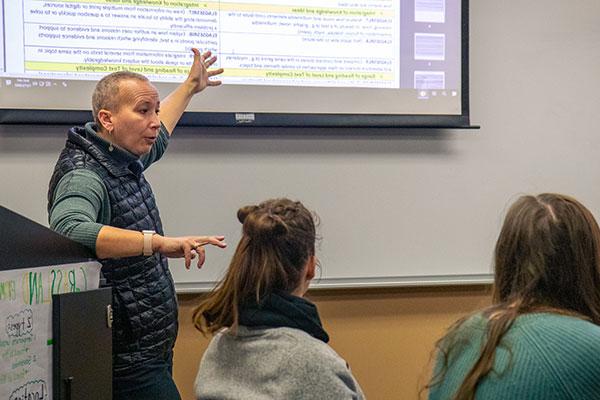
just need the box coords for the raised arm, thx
[159,48,224,134]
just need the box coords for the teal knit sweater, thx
[429,313,600,400]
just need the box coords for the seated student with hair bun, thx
[427,193,600,400]
[193,198,365,400]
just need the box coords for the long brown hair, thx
[427,193,600,399]
[193,198,317,335]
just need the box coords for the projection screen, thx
[0,0,471,127]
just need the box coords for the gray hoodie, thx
[195,325,365,399]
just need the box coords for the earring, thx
[107,128,114,152]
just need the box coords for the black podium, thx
[53,289,112,400]
[0,205,94,270]
[0,205,111,400]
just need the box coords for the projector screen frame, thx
[0,0,472,129]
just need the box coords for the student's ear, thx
[97,109,114,133]
[306,255,316,281]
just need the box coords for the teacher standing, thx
[47,48,226,400]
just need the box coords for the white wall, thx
[2,0,600,290]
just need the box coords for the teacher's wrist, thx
[151,233,164,254]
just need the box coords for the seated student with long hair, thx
[427,193,600,400]
[193,198,365,399]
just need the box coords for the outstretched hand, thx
[154,234,227,269]
[186,48,224,94]
[158,48,224,133]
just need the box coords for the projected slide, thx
[7,0,399,88]
[0,0,465,125]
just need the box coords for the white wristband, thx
[142,230,155,256]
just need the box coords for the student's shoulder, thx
[515,313,600,369]
[517,313,600,398]
[273,328,348,369]
[206,326,314,352]
[438,312,488,349]
[207,326,345,364]
[276,329,364,398]
[518,312,600,342]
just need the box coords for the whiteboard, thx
[0,262,101,400]
[2,0,600,291]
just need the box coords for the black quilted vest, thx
[48,125,178,377]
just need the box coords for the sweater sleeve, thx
[49,169,110,253]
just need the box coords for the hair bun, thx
[265,213,289,237]
[237,205,259,224]
[242,209,289,242]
